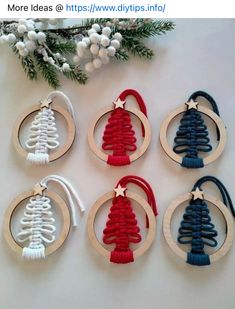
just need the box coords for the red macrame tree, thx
[102,89,147,166]
[102,176,158,264]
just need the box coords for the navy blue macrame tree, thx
[178,198,218,266]
[178,176,235,266]
[173,91,220,168]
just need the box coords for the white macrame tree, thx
[25,106,60,164]
[17,194,56,259]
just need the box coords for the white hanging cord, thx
[46,90,75,120]
[40,175,85,227]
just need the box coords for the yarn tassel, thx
[22,246,45,260]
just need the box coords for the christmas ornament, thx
[12,90,76,165]
[3,175,85,259]
[163,176,235,266]
[0,19,174,88]
[160,91,227,168]
[87,176,158,264]
[88,89,151,166]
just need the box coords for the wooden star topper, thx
[191,187,204,200]
[185,100,199,110]
[33,183,46,196]
[113,98,126,109]
[40,98,53,109]
[114,184,127,197]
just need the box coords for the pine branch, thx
[21,56,37,80]
[115,49,129,61]
[34,53,60,89]
[46,34,76,54]
[63,68,88,85]
[122,38,154,59]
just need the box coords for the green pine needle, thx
[63,67,88,85]
[115,49,129,61]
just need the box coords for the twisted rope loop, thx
[173,91,220,168]
[102,89,148,166]
[178,176,234,266]
[17,195,56,260]
[25,91,75,165]
[103,176,157,264]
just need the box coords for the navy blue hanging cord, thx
[173,91,220,168]
[178,176,234,266]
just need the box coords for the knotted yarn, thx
[25,91,75,165]
[173,91,220,168]
[102,89,148,166]
[178,176,234,266]
[103,176,157,264]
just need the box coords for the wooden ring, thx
[87,191,156,260]
[12,102,76,162]
[159,105,227,166]
[3,190,71,257]
[87,106,151,163]
[163,193,234,264]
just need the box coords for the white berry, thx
[7,34,16,43]
[101,56,110,64]
[77,41,87,51]
[17,25,27,34]
[107,46,116,57]
[98,48,108,58]
[73,55,80,64]
[15,41,25,50]
[37,32,46,44]
[62,63,70,71]
[90,44,99,55]
[82,37,90,47]
[25,40,36,52]
[102,27,112,37]
[111,39,120,49]
[48,57,55,65]
[92,24,101,32]
[90,33,100,44]
[85,62,95,73]
[0,35,8,44]
[19,19,27,25]
[27,31,37,41]
[113,32,122,42]
[100,36,110,47]
[88,29,96,36]
[93,58,102,69]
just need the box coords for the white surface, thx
[0,19,235,309]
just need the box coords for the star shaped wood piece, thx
[113,98,126,109]
[185,100,199,110]
[40,98,53,109]
[33,183,46,196]
[114,184,127,197]
[191,187,204,200]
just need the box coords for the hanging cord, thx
[188,90,220,140]
[116,175,158,227]
[47,90,75,120]
[119,89,148,137]
[40,175,85,227]
[193,176,235,217]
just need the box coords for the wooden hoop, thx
[87,106,151,163]
[12,102,76,162]
[87,191,156,260]
[159,105,227,166]
[3,190,71,257]
[163,193,234,264]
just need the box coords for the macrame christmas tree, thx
[17,190,56,259]
[103,194,142,264]
[102,89,148,166]
[178,192,218,266]
[25,105,60,164]
[102,176,157,264]
[173,101,212,168]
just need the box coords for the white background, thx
[0,19,235,309]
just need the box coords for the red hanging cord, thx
[103,176,157,264]
[102,89,148,166]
